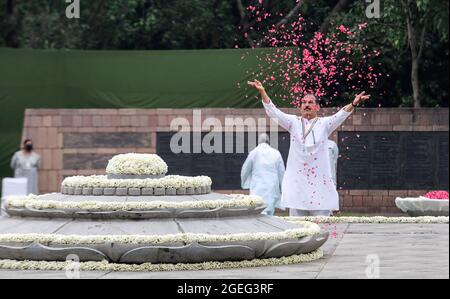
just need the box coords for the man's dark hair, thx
[23,139,32,145]
[303,94,319,103]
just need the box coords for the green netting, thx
[0,47,287,184]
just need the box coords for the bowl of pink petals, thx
[395,190,449,217]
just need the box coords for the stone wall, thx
[21,107,448,213]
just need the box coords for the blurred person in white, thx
[241,133,286,215]
[327,139,339,187]
[10,139,41,195]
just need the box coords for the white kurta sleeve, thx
[263,100,295,132]
[241,152,254,189]
[324,108,353,136]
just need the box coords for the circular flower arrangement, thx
[106,153,168,176]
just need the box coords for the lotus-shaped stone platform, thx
[0,154,328,265]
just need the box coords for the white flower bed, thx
[0,250,323,272]
[281,216,449,224]
[106,154,168,176]
[0,221,320,245]
[61,175,212,189]
[5,194,264,211]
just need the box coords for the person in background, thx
[327,139,339,187]
[241,133,286,215]
[10,139,41,195]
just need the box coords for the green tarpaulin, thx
[0,47,286,184]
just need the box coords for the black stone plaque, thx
[63,153,113,170]
[157,131,448,190]
[338,131,449,190]
[438,134,449,188]
[64,132,151,148]
[157,132,290,190]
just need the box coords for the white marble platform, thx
[0,222,447,279]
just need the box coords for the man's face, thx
[300,95,319,118]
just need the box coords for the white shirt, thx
[241,143,285,213]
[263,100,352,211]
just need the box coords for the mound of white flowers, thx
[106,153,168,176]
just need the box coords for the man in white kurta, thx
[248,80,370,216]
[241,133,285,215]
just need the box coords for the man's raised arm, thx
[326,91,371,135]
[248,80,295,131]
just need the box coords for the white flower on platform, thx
[0,250,323,272]
[281,216,449,224]
[61,175,212,189]
[5,194,264,211]
[0,221,320,245]
[106,153,168,176]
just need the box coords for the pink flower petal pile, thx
[424,191,449,200]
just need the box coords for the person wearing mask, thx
[10,139,41,195]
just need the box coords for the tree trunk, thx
[403,0,423,108]
[411,55,421,108]
[4,0,19,47]
[236,0,255,47]
[406,16,421,108]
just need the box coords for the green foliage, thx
[0,0,448,107]
[325,0,448,107]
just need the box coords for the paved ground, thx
[0,222,448,279]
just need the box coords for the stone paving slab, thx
[0,217,70,234]
[0,222,448,279]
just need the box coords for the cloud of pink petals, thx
[240,2,382,108]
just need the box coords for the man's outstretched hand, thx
[248,80,270,104]
[353,91,371,106]
[343,91,371,112]
[247,80,265,93]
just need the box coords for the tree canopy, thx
[0,0,448,107]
